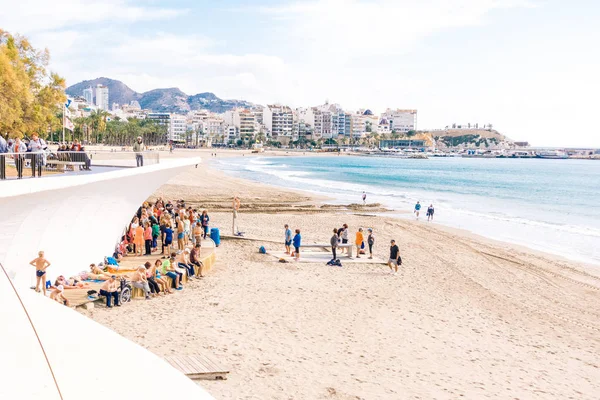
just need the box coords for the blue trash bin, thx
[210,227,221,247]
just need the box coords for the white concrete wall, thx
[0,265,215,400]
[0,158,200,288]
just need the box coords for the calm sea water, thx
[215,156,600,266]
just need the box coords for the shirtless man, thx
[130,266,152,299]
[232,196,241,235]
[99,275,120,307]
[30,251,51,295]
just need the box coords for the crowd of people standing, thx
[283,222,404,275]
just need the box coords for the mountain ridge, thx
[66,77,255,114]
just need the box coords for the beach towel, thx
[106,256,119,265]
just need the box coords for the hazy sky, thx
[1,0,599,147]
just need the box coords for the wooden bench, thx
[301,243,354,258]
[165,354,229,380]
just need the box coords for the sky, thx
[1,0,599,147]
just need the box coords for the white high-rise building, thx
[263,105,293,138]
[381,109,417,133]
[83,87,94,105]
[308,103,348,139]
[95,84,109,111]
[169,114,187,143]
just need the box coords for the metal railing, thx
[0,150,159,180]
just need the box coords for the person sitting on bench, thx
[190,243,204,278]
[99,275,120,308]
[130,266,152,299]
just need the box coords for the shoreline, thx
[84,154,600,399]
[208,152,600,269]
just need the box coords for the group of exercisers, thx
[29,197,212,308]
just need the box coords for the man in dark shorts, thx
[427,204,435,221]
[388,240,401,275]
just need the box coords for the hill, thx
[66,77,138,106]
[421,128,509,148]
[66,78,254,113]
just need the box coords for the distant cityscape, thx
[72,84,421,146]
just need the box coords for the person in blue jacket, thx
[414,201,422,219]
[292,229,301,261]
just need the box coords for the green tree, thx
[0,30,65,138]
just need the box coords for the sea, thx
[214,155,600,267]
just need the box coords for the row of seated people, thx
[57,244,205,307]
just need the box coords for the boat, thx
[509,151,536,158]
[537,150,568,159]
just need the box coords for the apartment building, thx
[204,118,225,138]
[263,104,293,138]
[381,109,417,133]
[83,87,94,105]
[95,84,109,111]
[170,115,187,143]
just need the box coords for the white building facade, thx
[170,114,187,143]
[83,87,94,105]
[381,109,417,133]
[95,84,109,111]
[263,105,293,139]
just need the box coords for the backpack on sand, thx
[259,246,266,254]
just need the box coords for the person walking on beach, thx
[232,196,241,235]
[284,224,292,255]
[133,136,144,167]
[414,201,421,219]
[367,228,375,259]
[355,227,364,258]
[292,229,302,261]
[330,228,339,261]
[99,275,120,307]
[388,240,402,275]
[362,191,367,205]
[30,251,51,295]
[427,204,435,221]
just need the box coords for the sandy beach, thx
[84,151,600,399]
